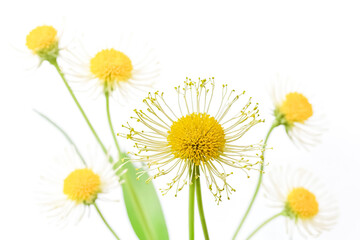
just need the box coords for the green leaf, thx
[117,153,169,240]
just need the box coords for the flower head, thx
[90,49,133,90]
[38,147,122,226]
[271,78,325,148]
[26,25,59,63]
[286,187,319,219]
[122,78,264,202]
[167,112,226,165]
[263,166,338,238]
[278,92,313,124]
[64,34,159,101]
[63,168,101,204]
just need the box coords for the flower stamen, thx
[121,78,263,202]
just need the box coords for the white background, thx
[1,0,360,239]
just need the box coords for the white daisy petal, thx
[62,33,159,104]
[271,77,325,149]
[263,165,339,238]
[37,146,121,226]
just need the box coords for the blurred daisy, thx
[122,78,264,202]
[63,33,160,101]
[271,78,325,148]
[262,166,338,238]
[38,147,123,226]
[24,25,63,65]
[21,22,78,71]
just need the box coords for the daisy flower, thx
[261,166,338,238]
[25,25,60,64]
[38,147,123,226]
[121,78,264,202]
[271,78,325,148]
[63,33,160,101]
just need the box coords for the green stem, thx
[232,122,279,240]
[94,202,121,240]
[246,212,284,240]
[195,166,210,240]
[105,91,122,159]
[50,60,108,156]
[34,110,87,166]
[189,166,196,240]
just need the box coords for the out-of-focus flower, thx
[121,78,264,202]
[38,147,123,226]
[25,25,60,63]
[271,79,325,148]
[64,34,159,102]
[263,166,338,238]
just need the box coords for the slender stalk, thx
[189,166,196,240]
[232,122,280,239]
[50,60,108,156]
[195,166,210,240]
[94,202,121,240]
[246,212,284,240]
[34,110,87,166]
[105,91,122,159]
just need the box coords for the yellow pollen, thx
[279,92,313,123]
[90,49,133,88]
[63,169,101,204]
[287,187,319,219]
[26,26,58,52]
[167,113,226,165]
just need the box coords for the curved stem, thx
[246,212,284,240]
[189,166,196,240]
[105,92,122,159]
[232,122,279,240]
[195,166,210,240]
[94,202,121,240]
[34,109,87,167]
[50,60,108,156]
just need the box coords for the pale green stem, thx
[195,166,210,240]
[246,211,284,240]
[50,60,109,158]
[94,202,121,240]
[34,110,87,167]
[189,166,196,240]
[232,121,280,240]
[105,91,122,158]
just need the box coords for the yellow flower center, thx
[26,26,58,52]
[287,187,319,219]
[63,169,101,204]
[90,49,133,90]
[279,92,313,123]
[167,113,226,165]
